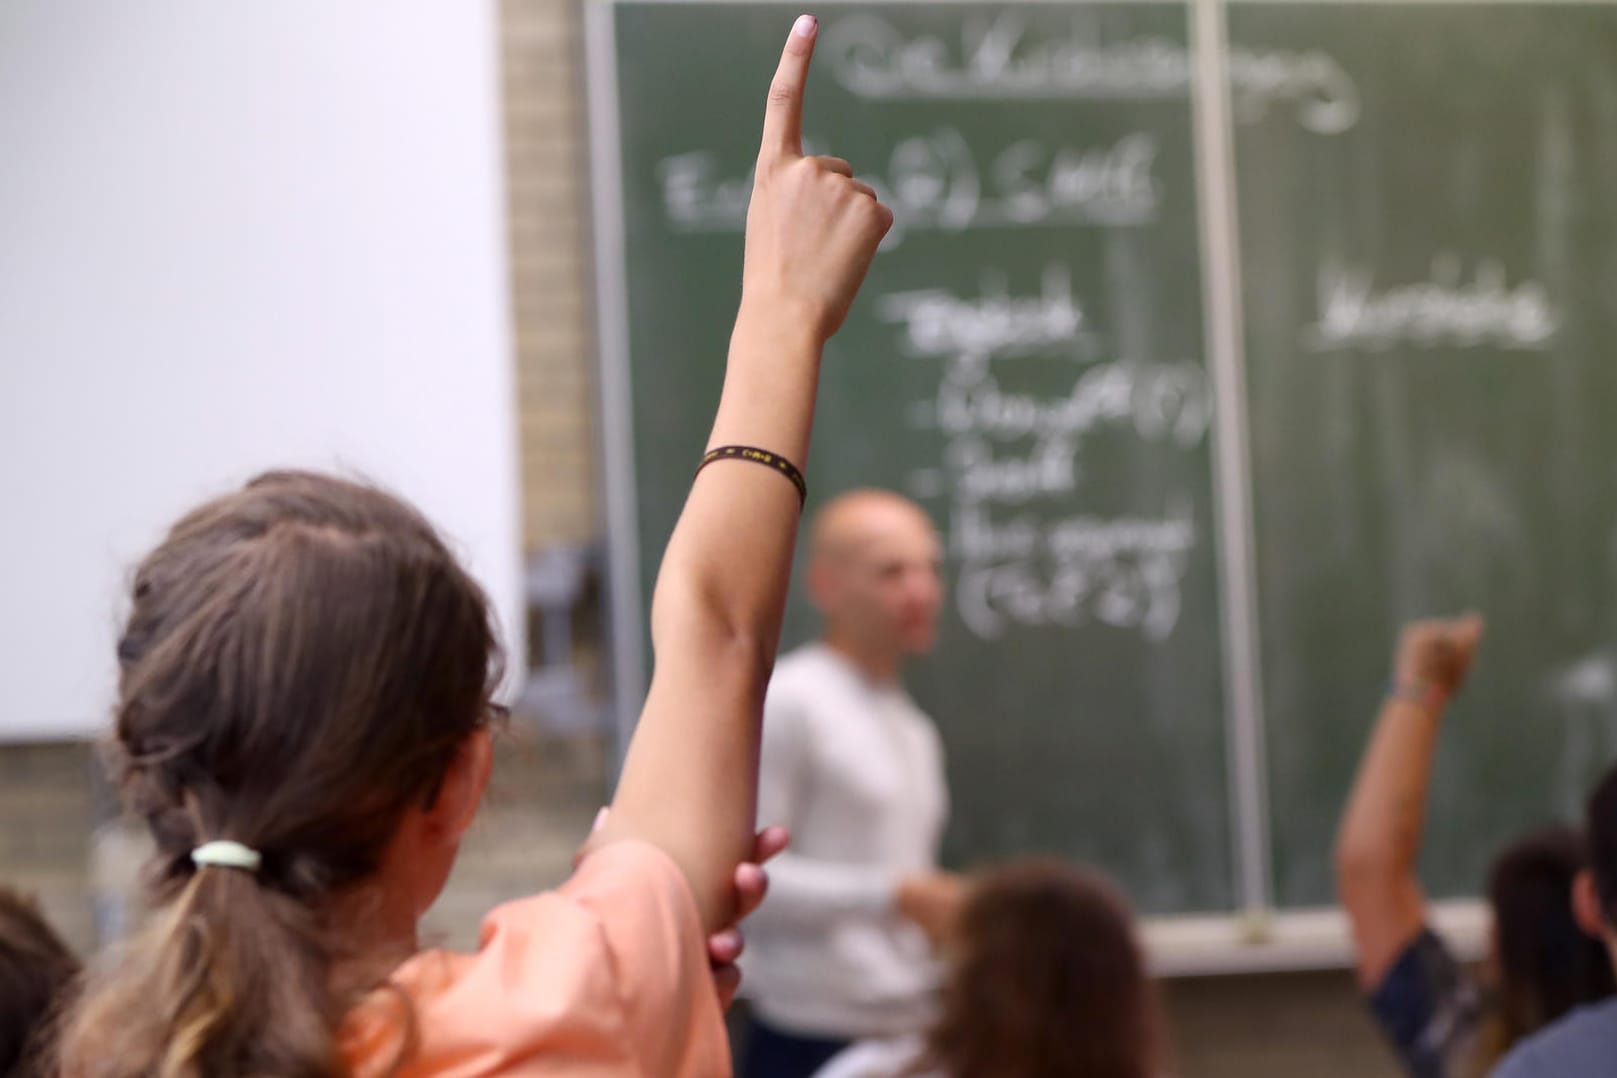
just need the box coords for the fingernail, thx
[793,14,817,38]
[591,807,608,833]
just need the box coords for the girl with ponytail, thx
[58,16,891,1077]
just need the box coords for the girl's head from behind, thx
[0,888,80,1078]
[61,471,502,1078]
[1486,825,1616,1053]
[922,858,1164,1078]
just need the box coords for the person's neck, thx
[821,632,902,685]
[329,883,421,996]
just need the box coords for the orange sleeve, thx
[555,841,729,1076]
[342,841,728,1078]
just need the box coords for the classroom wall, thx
[0,0,1408,1072]
[1,0,526,739]
[505,0,600,552]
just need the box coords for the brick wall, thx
[503,0,600,554]
[0,744,96,950]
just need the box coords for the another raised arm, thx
[1335,614,1484,988]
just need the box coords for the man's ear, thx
[1573,868,1607,938]
[428,725,493,845]
[805,558,837,614]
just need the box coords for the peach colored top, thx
[341,841,729,1077]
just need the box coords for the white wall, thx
[0,2,524,739]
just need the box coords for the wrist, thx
[1388,680,1450,715]
[733,295,832,353]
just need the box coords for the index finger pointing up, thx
[759,14,818,161]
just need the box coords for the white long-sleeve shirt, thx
[742,643,950,1039]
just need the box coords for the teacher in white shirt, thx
[740,489,965,1078]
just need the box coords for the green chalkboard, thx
[1231,3,1617,907]
[605,1,1236,914]
[595,0,1617,926]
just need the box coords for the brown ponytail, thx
[58,471,501,1077]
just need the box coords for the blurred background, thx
[9,2,1617,1074]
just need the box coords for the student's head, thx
[1573,763,1617,963]
[0,889,80,1078]
[807,490,942,663]
[1484,826,1615,1050]
[919,859,1165,1078]
[60,470,502,1077]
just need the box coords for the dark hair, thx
[915,859,1166,1078]
[1484,825,1616,1055]
[0,889,80,1077]
[1591,766,1617,928]
[58,470,501,1078]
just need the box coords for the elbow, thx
[660,614,777,695]
[651,577,779,689]
[708,627,778,705]
[1333,832,1375,882]
[1334,836,1399,904]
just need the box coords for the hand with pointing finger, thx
[742,14,893,343]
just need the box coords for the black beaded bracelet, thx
[696,445,807,508]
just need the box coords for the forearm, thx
[749,853,898,929]
[1338,616,1482,988]
[1335,695,1447,988]
[1336,695,1446,883]
[609,313,823,929]
[653,309,822,648]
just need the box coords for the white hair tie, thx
[191,840,263,873]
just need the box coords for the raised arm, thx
[1335,614,1484,989]
[596,16,893,932]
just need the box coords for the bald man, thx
[739,490,964,1078]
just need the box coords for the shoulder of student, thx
[1491,998,1617,1078]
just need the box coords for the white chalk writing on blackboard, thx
[877,264,1091,367]
[821,12,1359,135]
[877,266,1206,642]
[953,500,1196,640]
[934,363,1210,447]
[948,434,1079,506]
[1226,49,1358,136]
[657,152,751,232]
[1302,254,1561,352]
[656,131,1160,242]
[990,133,1160,226]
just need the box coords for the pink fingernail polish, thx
[793,14,817,38]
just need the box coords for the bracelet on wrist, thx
[1388,681,1449,714]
